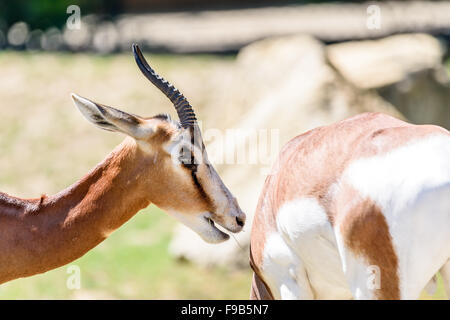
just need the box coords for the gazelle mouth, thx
[204,216,230,241]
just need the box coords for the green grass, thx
[420,273,447,300]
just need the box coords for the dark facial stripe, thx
[181,131,215,211]
[182,161,213,210]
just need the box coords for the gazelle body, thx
[250,112,450,300]
[0,45,245,284]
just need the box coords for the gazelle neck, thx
[0,138,152,284]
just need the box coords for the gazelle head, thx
[70,44,245,243]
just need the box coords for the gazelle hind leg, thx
[262,233,314,299]
[439,260,450,299]
[250,272,273,300]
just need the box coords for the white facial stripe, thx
[167,210,228,244]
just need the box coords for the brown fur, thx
[338,191,400,299]
[0,126,212,284]
[250,112,450,299]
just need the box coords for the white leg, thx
[335,229,400,300]
[262,233,314,299]
[339,252,378,299]
[264,258,314,300]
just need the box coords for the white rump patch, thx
[344,134,450,215]
[276,198,334,248]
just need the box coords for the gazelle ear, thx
[71,93,151,139]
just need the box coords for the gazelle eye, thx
[178,145,198,171]
[178,145,191,164]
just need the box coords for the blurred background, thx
[0,0,449,299]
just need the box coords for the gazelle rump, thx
[0,45,245,284]
[250,112,450,300]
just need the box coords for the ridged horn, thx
[132,44,197,129]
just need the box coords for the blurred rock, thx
[5,2,450,54]
[327,34,444,89]
[41,28,63,51]
[93,22,119,54]
[107,1,450,54]
[116,16,140,51]
[26,29,43,50]
[7,22,29,47]
[378,69,450,130]
[63,16,94,51]
[328,33,450,129]
[169,34,404,268]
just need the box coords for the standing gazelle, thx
[250,112,450,300]
[0,44,245,284]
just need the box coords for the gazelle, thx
[0,44,245,284]
[250,112,450,300]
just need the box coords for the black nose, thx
[236,216,244,227]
